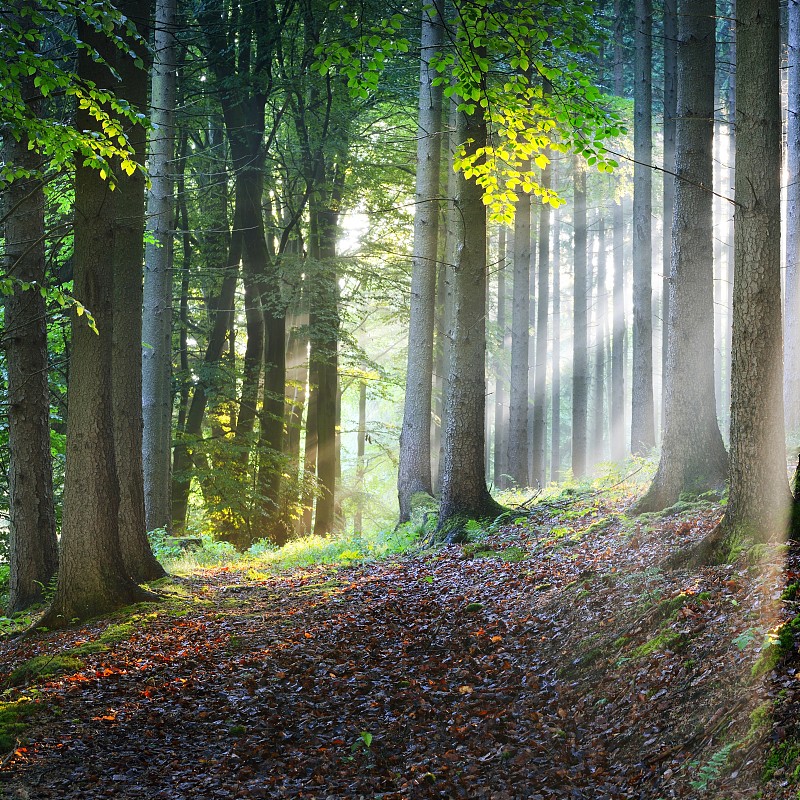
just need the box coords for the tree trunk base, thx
[38,584,160,630]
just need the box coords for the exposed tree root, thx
[661,520,728,570]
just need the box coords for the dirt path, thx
[1,496,798,799]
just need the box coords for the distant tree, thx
[572,156,588,478]
[636,0,727,514]
[507,178,531,487]
[531,163,551,486]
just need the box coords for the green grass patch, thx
[9,654,83,687]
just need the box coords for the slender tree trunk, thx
[572,157,588,478]
[727,0,791,540]
[355,381,367,535]
[42,19,155,626]
[4,10,58,611]
[398,0,444,521]
[787,0,800,434]
[171,216,242,529]
[438,102,502,529]
[285,312,308,472]
[593,214,608,464]
[493,227,508,489]
[508,181,531,486]
[532,172,551,485]
[637,0,727,513]
[551,198,562,481]
[234,172,266,455]
[311,207,341,537]
[143,0,178,533]
[631,0,655,454]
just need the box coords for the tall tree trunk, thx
[143,0,178,533]
[113,0,165,582]
[234,172,266,457]
[572,157,588,478]
[532,171,551,485]
[311,206,341,537]
[662,0,677,430]
[508,183,531,487]
[438,102,502,529]
[42,18,155,627]
[636,0,727,513]
[631,0,655,454]
[551,197,562,481]
[398,0,444,521]
[354,380,367,535]
[787,0,800,434]
[493,227,508,489]
[593,214,608,464]
[4,9,58,612]
[727,0,791,539]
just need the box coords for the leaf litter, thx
[2,489,800,798]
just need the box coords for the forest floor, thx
[2,477,800,799]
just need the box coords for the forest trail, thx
[2,490,800,799]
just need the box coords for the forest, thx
[3,0,800,797]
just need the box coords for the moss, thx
[98,621,136,645]
[631,629,684,659]
[763,740,800,783]
[463,545,527,563]
[752,615,800,678]
[9,654,83,687]
[69,641,110,656]
[782,582,800,602]
[0,701,32,752]
[748,702,773,738]
[464,602,484,613]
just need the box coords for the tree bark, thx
[42,18,156,626]
[4,10,58,612]
[636,0,728,514]
[143,0,178,534]
[572,157,588,478]
[727,0,791,540]
[397,0,444,521]
[631,0,655,454]
[787,0,800,434]
[438,102,502,529]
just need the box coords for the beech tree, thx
[572,157,588,478]
[143,0,178,533]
